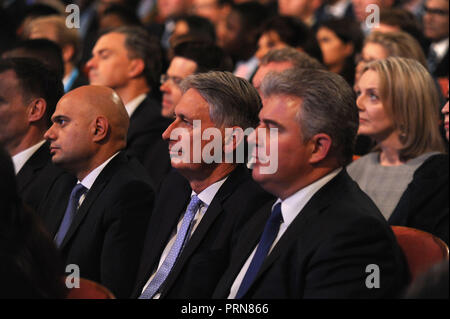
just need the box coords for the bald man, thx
[38,86,155,298]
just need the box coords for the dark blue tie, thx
[55,183,87,247]
[427,49,439,74]
[236,203,283,299]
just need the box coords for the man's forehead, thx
[176,88,209,114]
[95,32,126,50]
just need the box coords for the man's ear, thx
[308,133,332,164]
[128,58,145,78]
[28,98,47,123]
[92,116,109,142]
[62,44,75,64]
[223,126,245,154]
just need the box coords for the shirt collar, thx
[273,168,342,226]
[80,152,120,190]
[12,140,46,175]
[191,176,228,208]
[431,38,449,60]
[125,93,147,118]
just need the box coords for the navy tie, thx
[55,183,87,247]
[139,195,203,299]
[427,49,439,74]
[236,203,283,299]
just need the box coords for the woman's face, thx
[255,30,288,60]
[316,27,353,71]
[355,69,395,141]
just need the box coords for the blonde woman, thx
[349,57,448,244]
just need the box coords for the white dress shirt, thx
[141,177,228,298]
[12,140,46,175]
[124,93,147,118]
[227,168,342,299]
[430,37,449,62]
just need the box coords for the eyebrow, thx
[261,118,282,128]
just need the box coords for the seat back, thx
[392,226,449,281]
[65,278,115,299]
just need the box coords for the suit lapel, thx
[59,152,126,249]
[16,143,49,192]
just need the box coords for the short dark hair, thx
[0,57,64,127]
[107,26,163,94]
[261,68,358,166]
[173,41,233,73]
[174,15,217,44]
[101,4,143,27]
[2,39,64,82]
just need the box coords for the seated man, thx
[213,68,409,298]
[0,57,70,213]
[39,85,155,298]
[132,71,274,299]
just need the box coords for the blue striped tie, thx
[139,195,203,299]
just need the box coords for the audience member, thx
[255,15,324,63]
[2,39,65,82]
[86,26,172,188]
[39,85,155,298]
[423,0,449,78]
[315,0,355,24]
[0,146,66,299]
[443,93,449,141]
[252,47,324,94]
[350,57,448,244]
[217,2,270,80]
[132,71,274,299]
[277,0,323,27]
[0,57,70,213]
[161,41,233,119]
[24,15,88,92]
[192,0,233,29]
[99,4,143,32]
[213,67,408,298]
[316,18,363,86]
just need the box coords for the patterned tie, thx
[139,195,203,299]
[236,203,283,299]
[55,183,87,247]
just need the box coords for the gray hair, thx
[181,71,261,129]
[261,68,358,166]
[261,48,325,70]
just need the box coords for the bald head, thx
[61,85,129,143]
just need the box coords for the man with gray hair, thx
[132,71,274,299]
[252,47,324,93]
[213,68,409,299]
[86,26,172,188]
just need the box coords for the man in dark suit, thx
[40,85,154,298]
[423,0,449,78]
[0,57,69,213]
[132,71,274,299]
[213,68,409,299]
[86,26,172,189]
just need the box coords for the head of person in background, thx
[99,4,143,32]
[2,38,64,84]
[355,31,428,86]
[252,47,324,94]
[316,17,363,86]
[255,15,324,63]
[169,15,217,50]
[354,57,445,165]
[423,0,449,43]
[158,0,193,22]
[217,1,270,63]
[86,26,162,104]
[161,41,233,119]
[277,0,323,27]
[442,89,449,141]
[95,0,134,18]
[375,8,430,54]
[15,3,62,38]
[191,0,233,28]
[23,15,86,92]
[0,57,63,159]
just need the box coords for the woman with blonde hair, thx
[349,57,448,244]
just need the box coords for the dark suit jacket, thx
[131,165,274,298]
[389,154,449,245]
[16,142,73,213]
[433,48,449,78]
[126,95,173,190]
[213,169,409,299]
[38,152,155,298]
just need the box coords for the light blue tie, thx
[139,195,203,299]
[55,183,87,247]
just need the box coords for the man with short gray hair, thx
[132,71,273,299]
[213,68,408,299]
